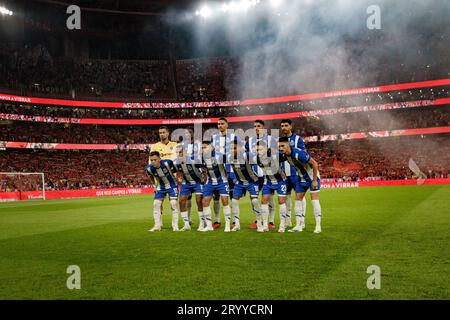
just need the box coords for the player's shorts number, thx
[281,184,287,192]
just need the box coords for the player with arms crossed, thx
[146,151,180,232]
[256,141,288,233]
[278,137,322,234]
[173,145,205,232]
[201,140,232,232]
[229,141,261,232]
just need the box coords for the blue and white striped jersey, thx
[211,131,241,175]
[178,141,202,164]
[228,152,259,185]
[246,134,277,178]
[146,160,178,189]
[202,151,228,185]
[256,154,287,184]
[283,133,306,177]
[173,159,204,185]
[281,147,320,183]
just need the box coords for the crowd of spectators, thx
[0,123,158,145]
[0,44,241,101]
[285,106,450,137]
[1,105,448,144]
[0,44,173,100]
[1,39,449,103]
[0,150,149,191]
[176,57,239,102]
[0,87,448,121]
[72,60,173,99]
[309,135,450,182]
[1,134,448,192]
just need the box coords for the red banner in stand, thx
[0,78,449,109]
[321,178,450,189]
[0,187,155,202]
[1,98,450,126]
[241,78,450,105]
[0,93,240,109]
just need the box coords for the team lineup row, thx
[146,118,323,234]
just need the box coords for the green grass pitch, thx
[0,185,449,300]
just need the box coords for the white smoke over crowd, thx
[168,0,450,175]
[170,0,449,99]
[226,0,449,99]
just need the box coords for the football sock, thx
[214,200,221,223]
[203,206,212,228]
[231,199,240,226]
[279,203,287,228]
[223,205,231,224]
[170,199,179,229]
[311,199,322,227]
[268,196,275,224]
[295,200,304,227]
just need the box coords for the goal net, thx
[0,172,46,201]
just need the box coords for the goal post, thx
[0,172,46,201]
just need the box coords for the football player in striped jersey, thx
[278,137,322,234]
[201,140,232,232]
[280,119,307,229]
[174,145,205,232]
[256,141,289,233]
[210,117,238,228]
[246,120,277,230]
[146,151,180,232]
[177,127,202,226]
[229,141,261,232]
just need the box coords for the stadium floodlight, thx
[197,5,212,18]
[201,1,260,16]
[270,0,283,8]
[0,6,13,16]
[223,0,260,14]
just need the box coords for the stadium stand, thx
[1,37,449,193]
[0,107,449,144]
[1,134,448,192]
